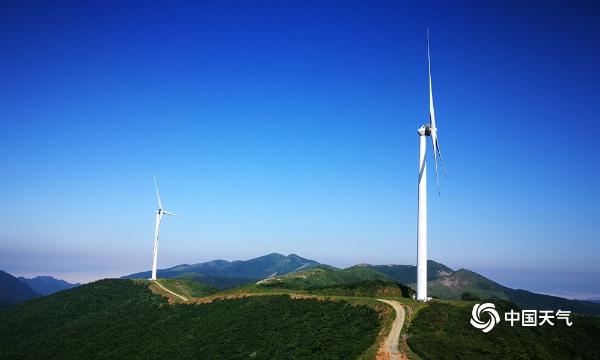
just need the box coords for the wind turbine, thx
[416,29,447,301]
[151,176,180,281]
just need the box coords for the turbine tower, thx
[417,29,447,301]
[151,176,180,281]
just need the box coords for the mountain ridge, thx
[123,253,600,315]
[123,253,321,289]
[375,263,600,315]
[0,271,40,305]
[19,276,80,296]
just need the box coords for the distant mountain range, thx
[0,271,79,308]
[19,276,79,296]
[123,253,320,289]
[125,254,600,315]
[4,253,598,315]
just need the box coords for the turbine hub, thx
[417,124,433,136]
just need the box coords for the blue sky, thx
[1,1,599,294]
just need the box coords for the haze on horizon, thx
[1,1,599,297]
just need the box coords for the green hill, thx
[408,301,600,359]
[427,268,509,300]
[256,265,414,298]
[258,265,388,287]
[155,278,218,298]
[0,298,11,310]
[427,269,600,315]
[370,261,600,315]
[0,279,382,359]
[369,260,453,284]
[124,253,320,289]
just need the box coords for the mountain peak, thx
[124,253,321,287]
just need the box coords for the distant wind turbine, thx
[416,29,447,301]
[151,176,180,281]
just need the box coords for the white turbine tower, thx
[151,176,180,281]
[416,29,447,301]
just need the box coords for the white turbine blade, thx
[163,210,181,217]
[427,29,441,194]
[154,176,163,210]
[431,130,441,195]
[435,135,447,178]
[427,28,436,131]
[427,29,447,193]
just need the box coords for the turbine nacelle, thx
[417,124,436,136]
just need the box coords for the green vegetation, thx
[427,269,509,300]
[304,280,413,298]
[369,260,453,284]
[259,265,387,288]
[255,265,414,298]
[460,291,481,301]
[408,301,600,359]
[0,279,382,360]
[174,273,256,289]
[0,298,11,310]
[155,278,218,298]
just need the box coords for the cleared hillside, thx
[155,278,218,298]
[0,279,381,360]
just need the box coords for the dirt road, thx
[376,299,408,360]
[153,280,189,302]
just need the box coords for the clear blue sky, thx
[1,1,599,295]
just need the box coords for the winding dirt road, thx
[153,280,189,302]
[376,299,407,360]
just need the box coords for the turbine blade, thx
[431,130,441,195]
[154,176,163,210]
[435,135,447,178]
[427,28,436,131]
[427,29,446,193]
[163,210,181,217]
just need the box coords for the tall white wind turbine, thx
[151,176,180,281]
[416,29,447,301]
